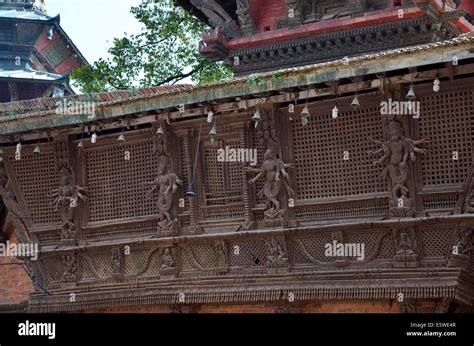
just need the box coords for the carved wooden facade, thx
[0,65,473,311]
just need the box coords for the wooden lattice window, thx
[251,129,265,205]
[85,138,160,223]
[291,103,387,200]
[419,90,473,188]
[9,147,62,225]
[420,225,452,259]
[202,139,243,206]
[178,137,191,213]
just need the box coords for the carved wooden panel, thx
[80,248,161,281]
[81,252,113,279]
[420,225,453,259]
[37,231,61,247]
[83,220,157,242]
[9,146,62,225]
[419,90,473,188]
[123,248,160,276]
[291,229,394,267]
[291,232,334,265]
[42,256,66,283]
[202,206,244,221]
[181,243,219,272]
[229,239,267,269]
[84,138,159,223]
[422,193,459,212]
[293,199,389,222]
[291,103,387,200]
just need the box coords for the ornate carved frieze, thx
[227,18,459,75]
[245,108,295,228]
[190,0,241,39]
[369,120,428,217]
[448,224,473,268]
[392,227,419,268]
[145,125,182,235]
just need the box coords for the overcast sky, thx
[46,0,143,63]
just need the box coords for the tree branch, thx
[157,63,204,86]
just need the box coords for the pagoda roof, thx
[0,5,56,21]
[0,6,88,67]
[0,63,68,82]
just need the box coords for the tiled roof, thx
[0,85,192,115]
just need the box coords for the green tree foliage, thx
[71,0,233,93]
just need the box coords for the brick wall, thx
[0,218,34,307]
[250,0,286,32]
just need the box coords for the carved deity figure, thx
[62,254,77,282]
[245,148,295,224]
[112,248,124,277]
[214,240,228,268]
[369,120,428,199]
[266,238,288,268]
[145,156,182,232]
[246,108,295,227]
[161,248,175,269]
[395,232,416,256]
[392,227,418,267]
[50,166,87,241]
